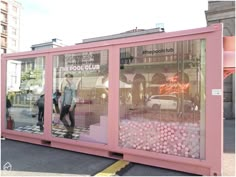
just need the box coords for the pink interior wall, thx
[1,24,224,175]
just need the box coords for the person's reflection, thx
[60,73,76,139]
[53,89,61,113]
[6,96,14,130]
[6,96,12,118]
[36,94,44,131]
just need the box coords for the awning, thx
[223,36,235,78]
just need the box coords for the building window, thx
[52,50,109,143]
[6,57,45,132]
[1,13,7,23]
[11,39,16,47]
[9,63,18,87]
[12,17,17,24]
[1,37,7,47]
[1,24,7,34]
[119,39,206,160]
[1,49,7,54]
[12,28,16,35]
[12,6,17,13]
[1,2,7,11]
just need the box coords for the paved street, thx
[223,119,235,176]
[1,119,235,176]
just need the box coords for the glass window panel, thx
[119,39,206,159]
[52,50,109,143]
[6,57,45,133]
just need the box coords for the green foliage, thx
[21,68,44,88]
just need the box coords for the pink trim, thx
[205,27,223,175]
[44,53,53,140]
[108,46,120,149]
[2,25,217,58]
[1,58,7,131]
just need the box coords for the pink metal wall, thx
[1,24,223,175]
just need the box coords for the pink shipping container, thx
[1,23,235,175]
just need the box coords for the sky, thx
[19,0,209,51]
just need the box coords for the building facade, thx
[31,38,66,51]
[205,0,235,119]
[82,27,164,43]
[1,0,22,54]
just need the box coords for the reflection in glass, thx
[59,73,76,139]
[119,40,206,159]
[52,50,109,143]
[5,57,45,133]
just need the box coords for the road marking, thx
[95,160,129,176]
